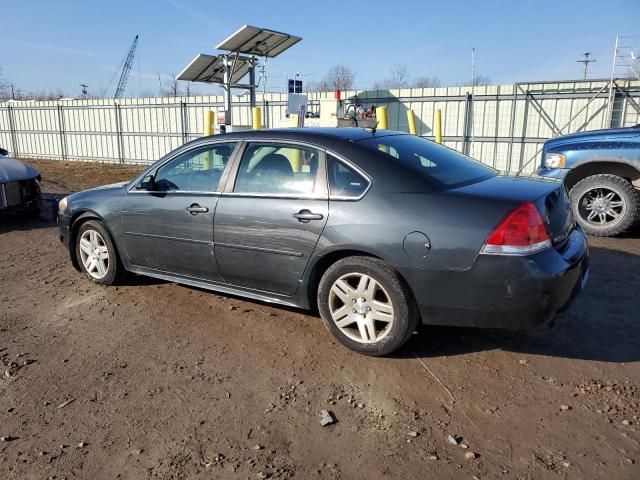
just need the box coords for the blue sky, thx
[1,0,638,97]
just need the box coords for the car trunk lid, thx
[451,174,575,249]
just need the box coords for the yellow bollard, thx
[290,113,298,127]
[252,107,262,130]
[290,148,302,172]
[407,109,417,135]
[377,106,388,129]
[434,109,442,144]
[203,111,215,168]
[203,111,214,136]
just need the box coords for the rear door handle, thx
[186,204,209,215]
[293,209,324,223]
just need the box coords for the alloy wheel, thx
[328,273,395,344]
[78,229,110,280]
[578,187,626,228]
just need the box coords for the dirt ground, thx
[1,159,638,479]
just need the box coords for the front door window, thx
[153,143,235,192]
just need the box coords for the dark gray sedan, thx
[57,128,589,355]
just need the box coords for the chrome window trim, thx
[219,191,326,200]
[127,190,222,195]
[325,150,372,201]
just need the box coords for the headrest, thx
[254,153,293,177]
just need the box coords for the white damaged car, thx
[0,147,41,213]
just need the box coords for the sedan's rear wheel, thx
[75,220,122,285]
[317,256,418,356]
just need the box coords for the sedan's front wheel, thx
[75,220,122,285]
[317,256,419,356]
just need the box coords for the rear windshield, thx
[358,135,496,188]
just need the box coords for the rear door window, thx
[233,143,321,195]
[327,155,370,199]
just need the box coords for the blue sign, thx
[288,79,303,93]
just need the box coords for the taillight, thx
[481,202,551,255]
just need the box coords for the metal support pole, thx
[506,86,518,171]
[518,92,530,170]
[180,101,187,143]
[462,93,472,155]
[493,91,500,167]
[56,104,67,161]
[249,60,257,109]
[222,55,232,127]
[115,104,124,164]
[6,105,18,157]
[265,100,270,129]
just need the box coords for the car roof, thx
[198,127,408,144]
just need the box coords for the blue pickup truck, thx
[537,125,640,237]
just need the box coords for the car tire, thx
[569,174,639,237]
[317,256,419,356]
[75,220,123,286]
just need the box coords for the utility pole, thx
[471,48,475,86]
[577,52,596,80]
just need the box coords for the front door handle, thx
[186,204,209,215]
[293,209,324,223]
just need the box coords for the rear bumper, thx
[398,227,589,329]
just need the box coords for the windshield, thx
[358,134,497,188]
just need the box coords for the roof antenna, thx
[364,121,378,135]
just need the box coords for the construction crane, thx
[113,35,139,99]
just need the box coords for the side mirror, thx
[137,174,155,191]
[0,147,8,156]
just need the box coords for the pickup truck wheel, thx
[570,174,639,237]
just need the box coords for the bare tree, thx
[389,63,409,88]
[472,74,491,86]
[0,66,11,101]
[25,88,65,100]
[372,64,412,90]
[412,76,442,88]
[322,65,356,91]
[305,79,330,92]
[162,72,182,97]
